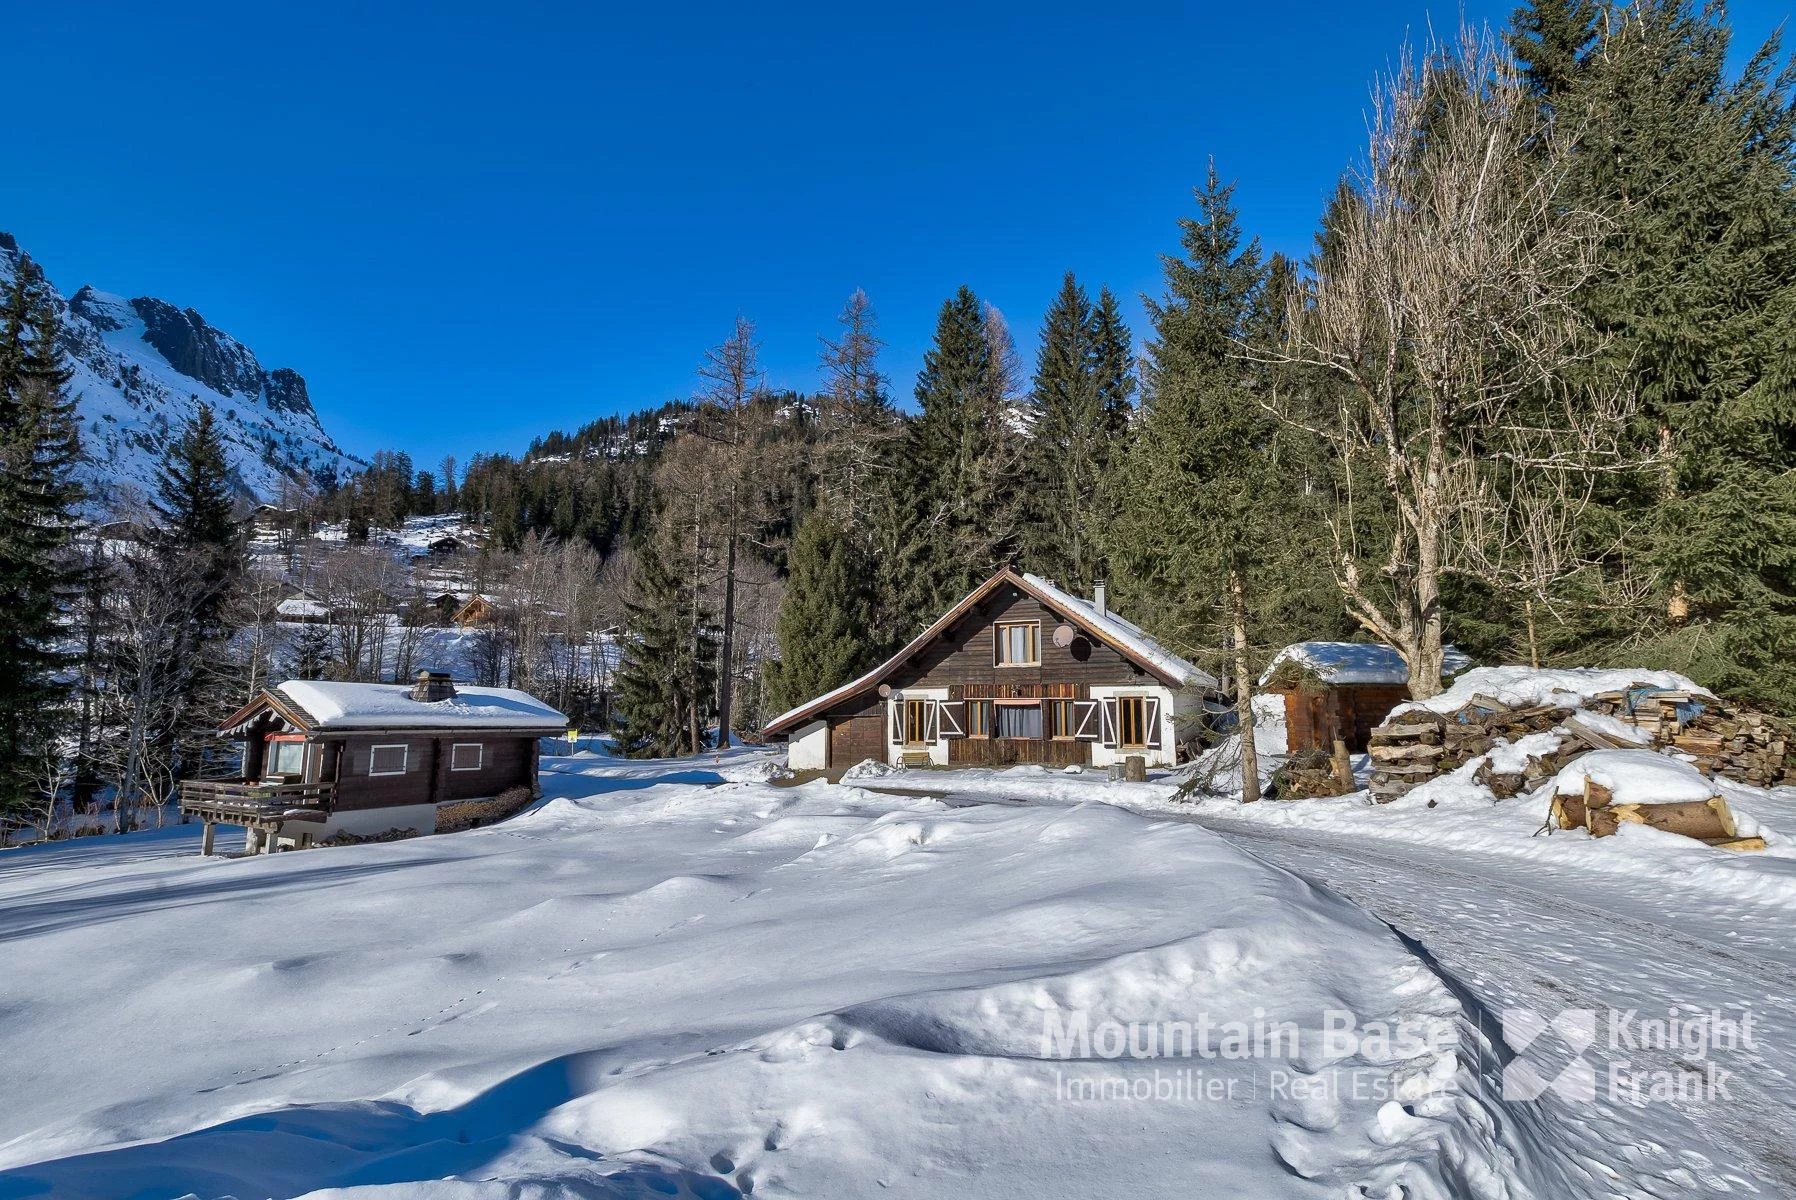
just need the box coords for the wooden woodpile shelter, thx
[1262,642,1471,757]
[1366,683,1795,804]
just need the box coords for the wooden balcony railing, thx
[178,780,334,820]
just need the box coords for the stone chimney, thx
[1093,579,1107,618]
[411,669,456,703]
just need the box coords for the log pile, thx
[1583,689,1791,788]
[1272,750,1356,800]
[1550,774,1765,851]
[1366,684,1795,803]
[1368,700,1576,802]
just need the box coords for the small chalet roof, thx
[275,596,331,619]
[1260,641,1472,687]
[762,568,1218,736]
[222,680,568,734]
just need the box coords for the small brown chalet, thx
[1261,641,1472,755]
[763,569,1220,772]
[180,671,567,854]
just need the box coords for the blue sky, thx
[4,2,1789,468]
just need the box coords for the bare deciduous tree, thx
[1260,27,1639,696]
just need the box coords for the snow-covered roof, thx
[275,597,330,619]
[273,680,568,731]
[1019,574,1215,691]
[1394,666,1710,716]
[763,569,1218,735]
[1261,641,1472,687]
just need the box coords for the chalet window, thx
[904,698,930,746]
[1117,696,1147,748]
[1047,699,1077,739]
[994,700,1042,739]
[966,700,992,738]
[994,621,1040,667]
[265,738,306,779]
[450,742,483,771]
[369,744,409,776]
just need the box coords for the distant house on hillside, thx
[762,568,1220,771]
[453,595,499,628]
[179,670,567,853]
[1261,642,1472,755]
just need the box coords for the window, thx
[994,621,1040,667]
[904,698,930,746]
[450,742,483,771]
[994,700,1043,739]
[1117,696,1147,747]
[1047,699,1077,739]
[265,737,306,779]
[966,700,992,738]
[369,744,409,776]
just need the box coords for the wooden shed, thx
[180,670,567,854]
[1261,642,1471,755]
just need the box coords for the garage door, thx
[829,716,885,769]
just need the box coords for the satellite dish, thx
[1053,623,1077,648]
[877,683,892,698]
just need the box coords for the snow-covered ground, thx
[6,750,1566,1199]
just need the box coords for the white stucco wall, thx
[888,687,950,766]
[786,719,830,772]
[273,803,437,848]
[1087,684,1181,769]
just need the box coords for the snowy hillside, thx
[0,232,360,503]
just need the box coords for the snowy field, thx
[3,743,1793,1197]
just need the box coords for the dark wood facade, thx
[1280,684,1409,755]
[781,580,1179,769]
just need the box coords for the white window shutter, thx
[1072,699,1101,741]
[1145,696,1163,749]
[938,700,966,738]
[890,699,905,746]
[1100,698,1119,749]
[924,701,940,742]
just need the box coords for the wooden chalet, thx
[453,595,499,628]
[1261,641,1472,755]
[180,670,567,853]
[763,569,1219,772]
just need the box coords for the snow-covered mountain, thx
[0,231,360,504]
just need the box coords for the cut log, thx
[1609,797,1735,841]
[1703,836,1767,852]
[1369,742,1445,763]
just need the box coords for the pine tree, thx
[768,506,877,716]
[1105,169,1337,796]
[613,547,718,757]
[896,286,1021,628]
[0,256,83,826]
[1507,0,1599,103]
[152,404,243,641]
[1545,1,1796,706]
[1019,273,1134,592]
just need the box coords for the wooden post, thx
[1330,737,1355,792]
[201,821,215,856]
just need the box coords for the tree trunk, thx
[1228,566,1261,803]
[716,502,738,750]
[1523,596,1541,670]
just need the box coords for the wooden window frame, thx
[966,700,992,738]
[264,733,308,780]
[369,743,410,777]
[449,742,484,772]
[993,620,1041,668]
[903,698,930,747]
[1047,698,1078,740]
[1116,695,1148,749]
[993,698,1043,740]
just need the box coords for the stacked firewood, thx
[1583,689,1791,788]
[1368,700,1575,802]
[1366,684,1795,803]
